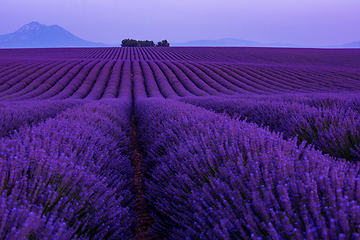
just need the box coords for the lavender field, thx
[1,47,360,239]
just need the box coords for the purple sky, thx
[1,0,359,46]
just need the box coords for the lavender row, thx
[85,60,116,100]
[46,60,101,100]
[204,92,360,113]
[68,60,108,99]
[136,60,222,99]
[269,66,360,91]
[1,48,360,68]
[139,61,164,98]
[132,61,148,100]
[266,92,360,112]
[162,61,210,96]
[0,61,56,95]
[0,61,66,99]
[172,62,222,96]
[4,61,83,101]
[1,47,225,62]
[31,61,92,100]
[193,63,258,94]
[135,98,360,239]
[238,65,325,92]
[182,62,238,95]
[0,100,83,138]
[0,61,72,100]
[0,61,42,82]
[102,61,123,98]
[117,60,133,101]
[1,59,358,101]
[181,96,360,161]
[213,64,297,93]
[201,63,270,94]
[147,61,178,98]
[0,99,135,239]
[154,61,194,97]
[0,60,45,86]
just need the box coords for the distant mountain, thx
[0,22,108,48]
[172,38,300,48]
[340,41,360,48]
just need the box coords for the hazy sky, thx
[1,0,359,46]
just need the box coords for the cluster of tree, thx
[121,39,169,47]
[156,40,170,47]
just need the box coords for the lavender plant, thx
[181,96,360,161]
[135,98,360,239]
[139,60,164,98]
[0,99,135,239]
[162,61,210,96]
[0,100,82,138]
[102,61,123,99]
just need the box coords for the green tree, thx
[156,40,170,47]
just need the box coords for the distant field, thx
[1,47,360,239]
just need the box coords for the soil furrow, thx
[131,115,153,240]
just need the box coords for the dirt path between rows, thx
[130,115,153,240]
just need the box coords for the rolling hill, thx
[172,38,301,47]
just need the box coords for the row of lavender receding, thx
[0,47,232,62]
[0,99,136,239]
[1,94,360,239]
[181,93,360,162]
[205,63,358,93]
[134,98,360,239]
[1,48,360,68]
[0,60,89,100]
[1,59,359,101]
[65,47,228,62]
[259,92,360,112]
[0,100,83,138]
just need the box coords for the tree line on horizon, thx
[121,39,169,47]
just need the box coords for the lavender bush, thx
[181,95,360,161]
[139,60,164,98]
[0,46,360,239]
[155,61,194,97]
[32,61,90,100]
[48,60,99,100]
[0,100,83,138]
[102,61,123,99]
[9,61,81,101]
[162,61,210,96]
[0,61,66,100]
[0,99,135,239]
[135,98,360,239]
[0,61,51,95]
[69,60,107,99]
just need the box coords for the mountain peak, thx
[28,21,43,26]
[17,22,45,33]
